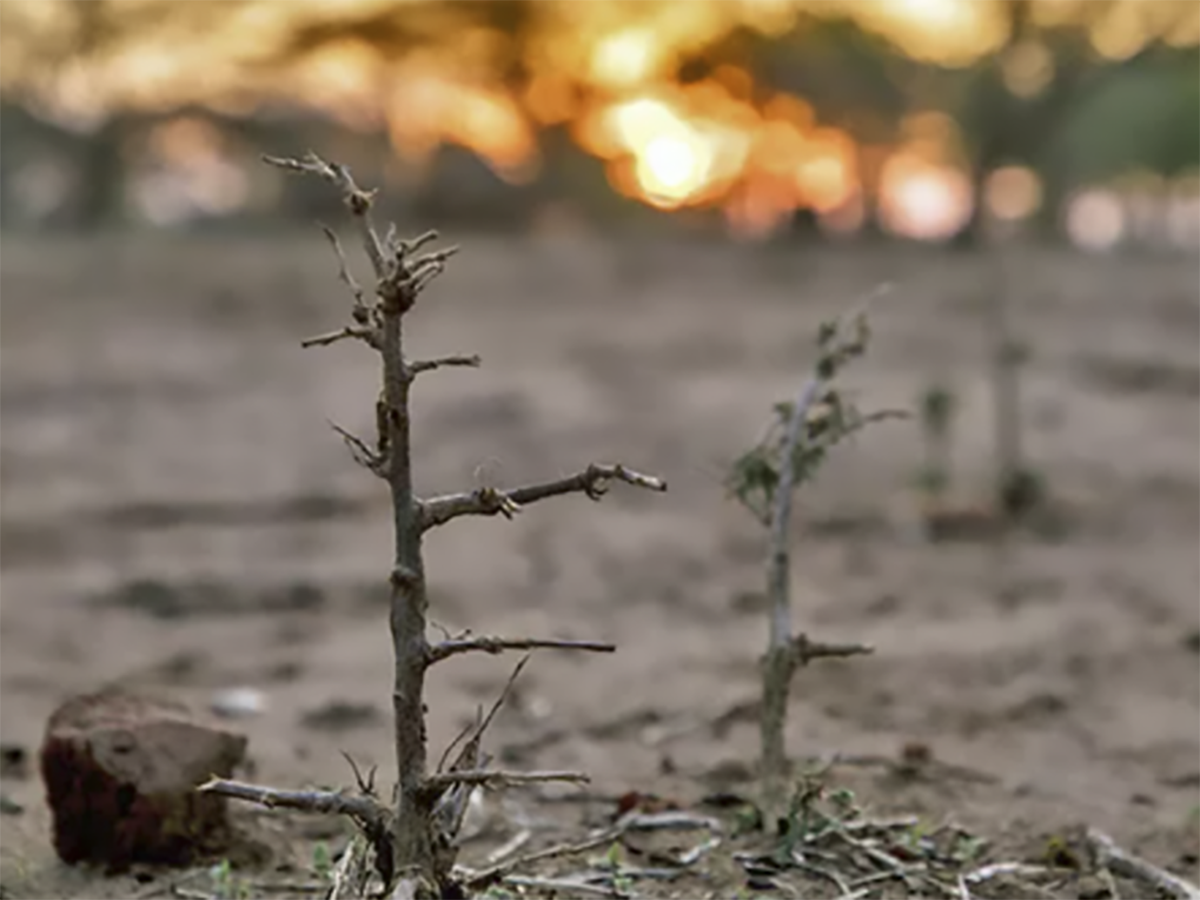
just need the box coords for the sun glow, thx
[879,152,973,239]
[868,0,1000,64]
[11,0,1181,240]
[591,28,664,89]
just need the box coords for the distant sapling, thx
[727,289,904,819]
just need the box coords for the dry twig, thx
[462,825,627,888]
[408,354,481,376]
[428,636,615,664]
[502,874,629,898]
[1086,827,1200,900]
[197,777,386,826]
[328,421,386,475]
[301,326,379,349]
[420,464,667,530]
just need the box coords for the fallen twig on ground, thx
[963,861,1054,883]
[461,826,627,888]
[502,873,632,898]
[1086,827,1200,900]
[460,805,725,889]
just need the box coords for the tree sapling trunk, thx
[198,152,665,898]
[984,254,1051,532]
[917,381,957,538]
[728,290,902,821]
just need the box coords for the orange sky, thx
[1,0,1195,237]
[0,0,1017,115]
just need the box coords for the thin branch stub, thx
[302,325,379,350]
[318,222,369,323]
[328,420,387,476]
[408,354,482,377]
[792,633,874,667]
[263,151,386,277]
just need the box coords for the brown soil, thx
[1,234,1197,899]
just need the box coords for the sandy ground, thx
[1,233,1197,898]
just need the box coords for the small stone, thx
[1075,874,1112,899]
[210,687,267,720]
[39,687,248,871]
[300,700,380,732]
[0,744,29,780]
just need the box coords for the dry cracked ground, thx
[1,232,1197,898]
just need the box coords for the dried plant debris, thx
[443,770,1200,900]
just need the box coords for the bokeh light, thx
[0,0,1194,245]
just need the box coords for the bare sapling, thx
[727,289,905,820]
[916,381,960,539]
[983,261,1044,527]
[917,382,956,513]
[197,151,666,899]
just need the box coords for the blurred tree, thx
[255,0,545,110]
[948,0,1197,245]
[243,0,556,219]
[1,0,1194,237]
[0,0,251,227]
[762,15,926,239]
[676,13,922,239]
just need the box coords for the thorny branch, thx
[302,326,378,350]
[328,421,386,476]
[426,657,538,863]
[318,223,368,320]
[436,654,532,776]
[264,152,386,277]
[197,778,387,828]
[428,636,615,664]
[265,151,459,314]
[420,463,667,531]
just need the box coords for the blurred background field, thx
[0,0,1197,245]
[0,2,1198,898]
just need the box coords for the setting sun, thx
[599,97,717,207]
[639,135,710,206]
[880,153,973,239]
